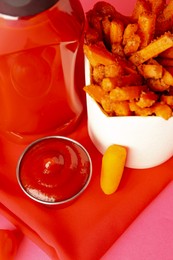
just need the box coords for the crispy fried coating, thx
[155,0,173,36]
[112,101,131,116]
[129,33,173,65]
[84,0,173,119]
[152,103,172,119]
[129,101,153,116]
[84,84,106,103]
[136,91,158,108]
[109,86,144,101]
[161,94,173,107]
[137,11,156,48]
[123,24,141,56]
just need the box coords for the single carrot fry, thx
[100,144,127,195]
[129,33,173,65]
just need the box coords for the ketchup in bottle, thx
[0,0,85,143]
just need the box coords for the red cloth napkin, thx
[0,115,173,260]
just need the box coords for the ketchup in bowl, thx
[17,136,92,206]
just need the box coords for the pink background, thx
[3,1,173,260]
[82,0,135,15]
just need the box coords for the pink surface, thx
[102,181,173,260]
[0,214,50,260]
[81,0,135,14]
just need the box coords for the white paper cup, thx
[85,59,173,169]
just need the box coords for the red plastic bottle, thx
[0,0,85,143]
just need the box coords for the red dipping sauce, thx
[17,136,92,205]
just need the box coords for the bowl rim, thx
[16,135,92,206]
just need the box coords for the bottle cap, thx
[0,0,58,17]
